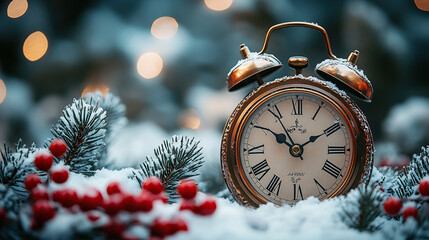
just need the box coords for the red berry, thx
[383,197,403,216]
[79,188,103,211]
[121,194,139,212]
[150,218,172,237]
[197,197,217,216]
[49,139,67,158]
[103,219,126,238]
[177,180,198,199]
[103,194,123,215]
[53,188,79,208]
[403,206,418,221]
[30,187,49,201]
[0,207,7,226]
[179,199,198,213]
[135,192,153,212]
[51,167,69,184]
[32,200,56,223]
[106,181,122,195]
[87,212,101,222]
[143,177,164,195]
[169,217,188,234]
[34,151,53,172]
[25,173,42,191]
[418,179,429,196]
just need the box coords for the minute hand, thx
[276,117,296,145]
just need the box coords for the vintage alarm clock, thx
[220,22,374,207]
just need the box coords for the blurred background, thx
[0,0,428,193]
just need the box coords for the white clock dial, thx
[240,92,354,205]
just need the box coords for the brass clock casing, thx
[220,76,374,208]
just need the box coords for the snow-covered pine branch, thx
[83,91,127,168]
[340,184,384,232]
[0,140,38,212]
[47,98,106,176]
[133,136,204,201]
[83,91,126,144]
[389,146,429,198]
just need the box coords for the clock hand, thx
[301,133,325,147]
[277,119,303,160]
[270,115,296,146]
[254,126,292,147]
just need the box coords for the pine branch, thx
[133,136,204,201]
[83,91,126,143]
[341,184,384,232]
[83,91,127,169]
[388,146,429,198]
[47,98,107,176]
[0,140,38,213]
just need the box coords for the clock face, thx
[239,91,354,205]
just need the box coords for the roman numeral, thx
[291,99,303,115]
[266,175,282,196]
[311,105,321,120]
[247,144,264,154]
[328,146,346,154]
[322,160,342,178]
[268,104,282,119]
[313,178,327,195]
[293,184,303,200]
[251,159,270,180]
[324,122,340,136]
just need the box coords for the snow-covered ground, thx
[30,167,413,240]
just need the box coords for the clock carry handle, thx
[258,22,338,60]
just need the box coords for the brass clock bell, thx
[221,22,374,207]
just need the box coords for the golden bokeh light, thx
[7,0,28,19]
[204,0,233,11]
[0,79,6,104]
[137,52,163,79]
[179,109,201,130]
[81,83,110,98]
[415,0,429,11]
[23,31,48,61]
[151,17,179,40]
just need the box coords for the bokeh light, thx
[151,17,179,40]
[23,31,48,61]
[415,0,429,11]
[204,0,233,11]
[7,0,28,18]
[179,109,201,130]
[81,83,110,98]
[137,52,163,79]
[0,79,6,104]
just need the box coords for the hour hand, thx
[301,133,324,147]
[254,126,292,147]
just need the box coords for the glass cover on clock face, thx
[239,91,354,205]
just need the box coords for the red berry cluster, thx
[178,180,217,216]
[24,139,69,229]
[383,178,429,222]
[34,139,68,172]
[25,144,217,239]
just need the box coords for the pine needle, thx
[133,136,204,201]
[0,140,38,212]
